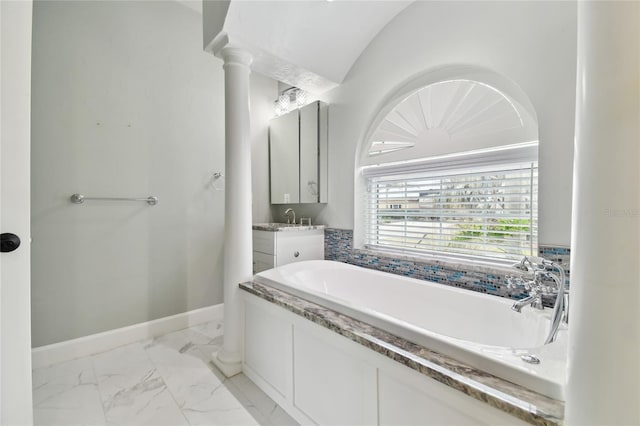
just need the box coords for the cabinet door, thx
[293,325,377,425]
[378,363,529,426]
[299,102,319,203]
[253,230,275,255]
[269,111,299,204]
[253,251,274,274]
[244,298,291,398]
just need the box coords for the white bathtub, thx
[254,259,567,401]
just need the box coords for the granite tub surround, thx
[253,223,326,232]
[325,228,570,302]
[240,280,564,426]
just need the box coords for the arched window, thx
[355,70,538,263]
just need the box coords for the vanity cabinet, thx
[269,101,328,204]
[252,229,324,274]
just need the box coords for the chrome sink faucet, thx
[507,256,568,344]
[283,208,296,224]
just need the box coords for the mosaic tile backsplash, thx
[324,228,570,303]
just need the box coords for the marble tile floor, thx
[32,319,299,426]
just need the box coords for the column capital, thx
[221,47,253,68]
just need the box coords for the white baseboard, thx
[31,304,223,369]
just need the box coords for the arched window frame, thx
[353,65,539,265]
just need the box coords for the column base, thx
[211,350,242,378]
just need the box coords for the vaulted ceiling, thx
[203,0,413,93]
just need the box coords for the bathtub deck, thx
[240,280,565,426]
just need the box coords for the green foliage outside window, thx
[454,219,532,241]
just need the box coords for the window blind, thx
[364,156,538,262]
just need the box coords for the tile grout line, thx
[188,323,275,425]
[141,336,193,426]
[192,321,296,426]
[89,353,110,425]
[151,323,269,426]
[224,368,281,423]
[32,321,292,426]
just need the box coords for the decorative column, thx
[211,47,253,377]
[567,2,639,424]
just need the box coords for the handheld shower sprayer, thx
[508,255,568,344]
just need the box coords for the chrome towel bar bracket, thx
[70,193,158,206]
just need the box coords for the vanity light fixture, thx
[274,87,308,116]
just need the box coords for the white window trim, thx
[361,142,538,265]
[362,141,538,177]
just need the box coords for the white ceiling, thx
[175,0,203,15]
[205,1,412,93]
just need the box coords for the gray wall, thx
[31,0,275,347]
[268,2,576,247]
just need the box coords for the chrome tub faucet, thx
[507,256,568,344]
